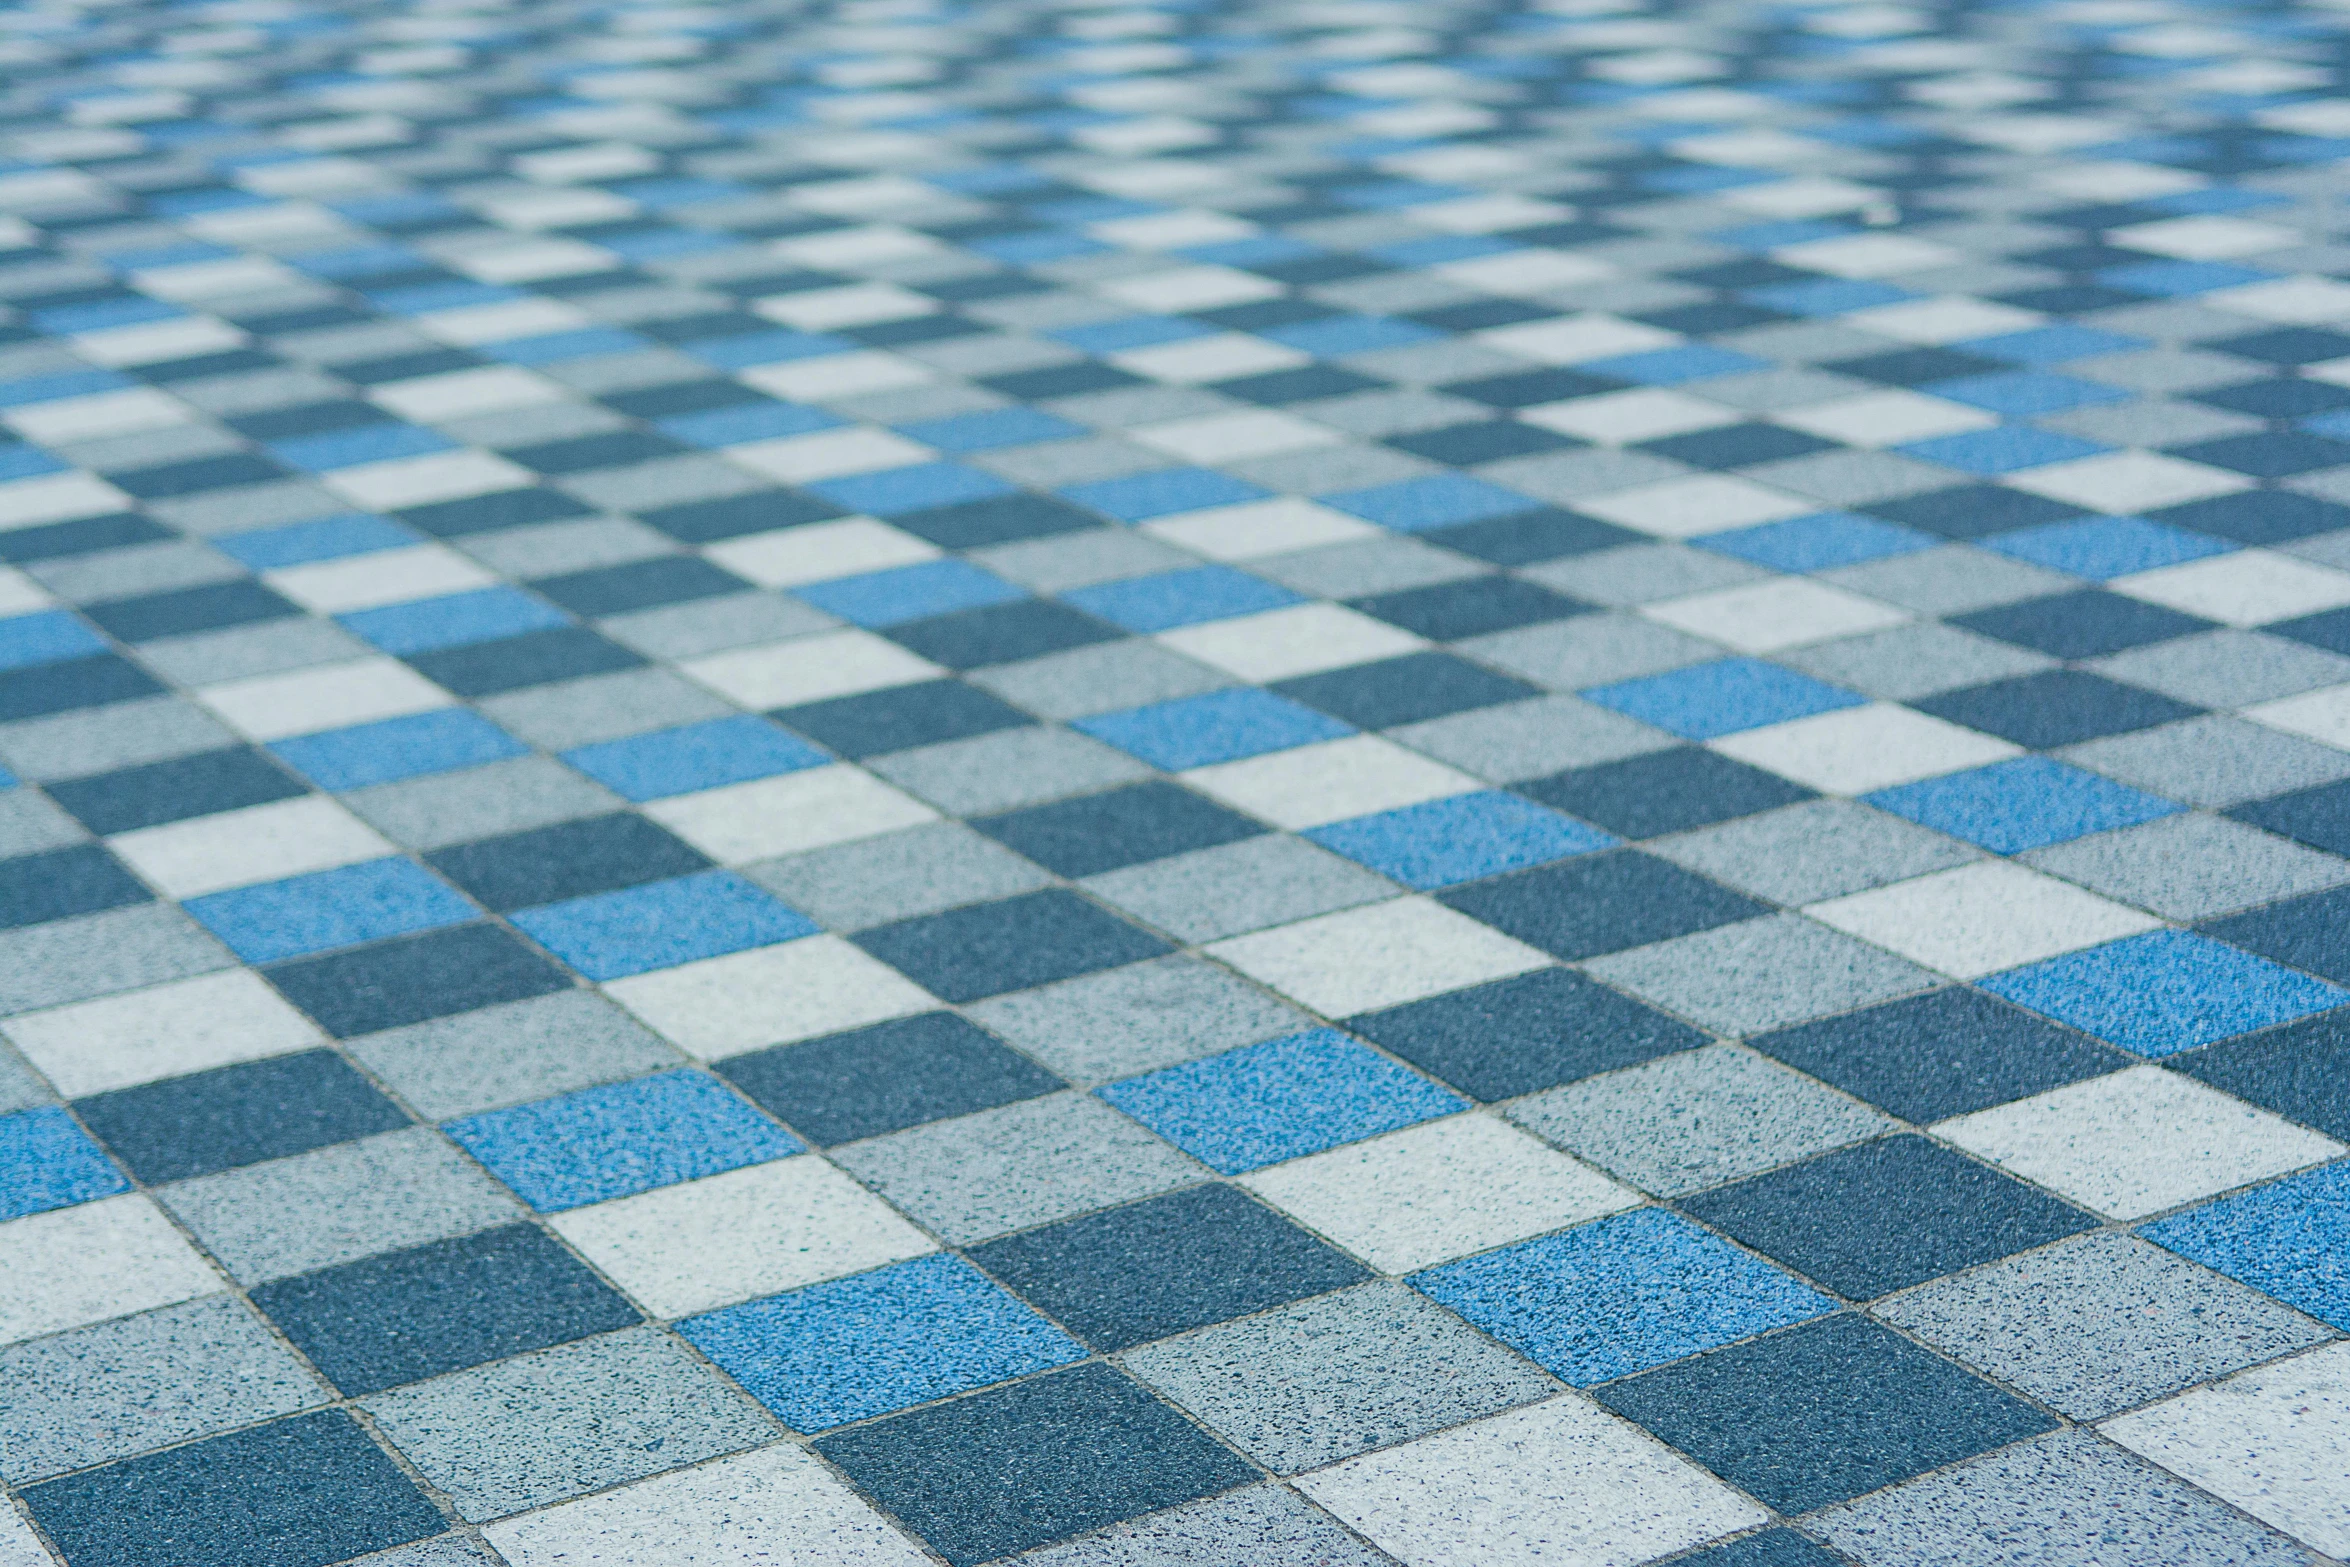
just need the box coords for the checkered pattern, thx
[4,0,2350,1560]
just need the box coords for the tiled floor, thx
[6,0,2350,1560]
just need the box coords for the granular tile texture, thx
[5,0,2350,1558]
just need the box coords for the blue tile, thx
[792,559,1026,626]
[900,408,1087,451]
[0,611,108,671]
[183,857,477,964]
[1865,756,2182,853]
[339,588,570,654]
[1581,344,1769,384]
[1978,514,2236,579]
[1956,325,2149,364]
[2141,1159,2350,1330]
[1259,315,1442,356]
[655,401,842,447]
[1323,474,1542,531]
[1923,372,2131,416]
[561,715,830,800]
[216,513,419,569]
[509,869,818,980]
[1059,566,1302,632]
[1049,316,1215,353]
[1073,687,1354,769]
[267,424,455,472]
[1983,931,2350,1057]
[0,1106,129,1222]
[680,1253,1085,1430]
[1306,791,1617,888]
[447,1069,802,1211]
[804,462,1018,516]
[1097,1028,1468,1174]
[1581,658,1867,740]
[1694,511,1939,572]
[1060,468,1270,522]
[1897,426,2111,474]
[1412,1207,1834,1385]
[269,709,527,791]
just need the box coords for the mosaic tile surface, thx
[4,0,2350,1557]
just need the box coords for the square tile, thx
[1807,862,2165,978]
[508,871,817,981]
[1708,702,2021,795]
[1681,1134,2095,1299]
[749,821,1054,931]
[1649,798,1980,904]
[263,922,572,1039]
[1582,658,1867,740]
[1876,1232,2332,1419]
[1084,832,1395,943]
[1442,851,1770,963]
[1,969,323,1097]
[2172,1009,2350,1140]
[1593,1313,2055,1514]
[1346,966,1709,1101]
[679,1252,1082,1432]
[1206,896,1551,1016]
[1584,913,1938,1037]
[1182,734,1482,831]
[1297,1395,1769,1567]
[2140,1160,2350,1331]
[973,780,1262,878]
[606,935,940,1059]
[1304,790,1615,889]
[815,1363,1256,1567]
[966,954,1307,1084]
[1981,929,2348,1056]
[1868,755,2182,854]
[853,890,1172,1004]
[2029,815,2350,921]
[75,1050,408,1183]
[719,1012,1063,1146]
[1522,747,1815,839]
[1913,669,2201,749]
[969,1183,1369,1351]
[342,991,677,1121]
[183,857,477,966]
[0,1195,222,1347]
[426,812,709,912]
[446,1070,801,1212]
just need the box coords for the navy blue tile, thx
[1347,967,1708,1100]
[81,580,301,643]
[0,513,173,564]
[405,625,645,696]
[973,781,1264,878]
[2201,885,2350,983]
[1520,748,1814,839]
[2228,778,2350,855]
[969,1184,1369,1351]
[720,1012,1063,1146]
[1272,651,1542,728]
[19,1410,441,1567]
[1441,850,1768,961]
[2153,491,2350,545]
[251,1224,640,1394]
[852,890,1171,1003]
[1423,508,1641,564]
[397,487,593,538]
[0,844,151,930]
[1867,485,2084,540]
[2266,604,2350,657]
[47,747,308,834]
[1953,589,2217,658]
[886,600,1120,669]
[2170,1008,2350,1139]
[815,1364,1255,1566]
[891,494,1101,548]
[0,654,163,721]
[73,1049,408,1183]
[1911,670,2201,748]
[427,813,710,911]
[1349,576,1591,639]
[265,922,573,1037]
[529,556,751,617]
[1388,421,1581,465]
[775,679,1032,758]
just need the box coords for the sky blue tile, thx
[2141,1160,2350,1330]
[339,587,570,654]
[0,1107,129,1223]
[510,870,818,981]
[486,328,652,364]
[1322,474,1542,531]
[1957,325,2150,364]
[0,445,67,481]
[1074,687,1353,770]
[791,559,1025,627]
[266,423,456,472]
[1977,515,2235,579]
[1741,279,1916,316]
[1049,316,1216,353]
[1306,791,1616,889]
[1581,658,1867,740]
[562,716,829,801]
[2097,260,2277,296]
[1694,511,1939,572]
[655,401,843,447]
[899,408,1086,452]
[1923,372,2132,416]
[0,611,108,671]
[1982,930,2349,1057]
[1897,426,2111,474]
[1865,756,2182,853]
[447,1069,802,1212]
[804,462,1017,516]
[184,857,477,964]
[216,513,419,570]
[1580,344,1770,384]
[1061,468,1268,522]
[1260,314,1443,356]
[679,1253,1083,1430]
[1412,1207,1834,1385]
[1060,566,1302,632]
[1098,1029,1468,1174]
[685,329,857,369]
[269,709,527,791]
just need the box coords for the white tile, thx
[1298,1395,1769,1567]
[1140,497,1381,560]
[2106,215,2297,260]
[1806,862,2163,978]
[322,451,539,511]
[1709,702,2022,793]
[0,567,50,616]
[1641,578,1910,653]
[682,629,940,708]
[1842,296,2044,344]
[4,386,192,443]
[0,1500,55,1567]
[1436,249,1616,296]
[754,282,938,330]
[368,366,567,422]
[1158,602,1428,681]
[3,970,323,1097]
[2103,1341,2350,1557]
[485,1444,931,1567]
[1771,390,1998,447]
[107,797,394,900]
[1206,897,1550,1016]
[2113,551,2350,628]
[549,1157,934,1317]
[1774,233,1962,277]
[2215,275,2350,325]
[1089,209,1259,249]
[1132,410,1342,461]
[197,657,452,741]
[0,472,133,530]
[453,237,615,283]
[1108,333,1309,384]
[2005,451,2253,514]
[723,428,934,483]
[1475,314,1682,366]
[739,352,935,401]
[2246,684,2350,750]
[415,298,592,346]
[264,542,499,614]
[1519,389,1741,445]
[1184,735,1480,829]
[1576,476,1813,539]
[1935,1066,2344,1220]
[1241,1114,1639,1274]
[643,765,938,863]
[1096,264,1285,312]
[606,935,937,1060]
[705,518,940,589]
[71,315,247,368]
[0,1196,221,1346]
[1412,194,1574,233]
